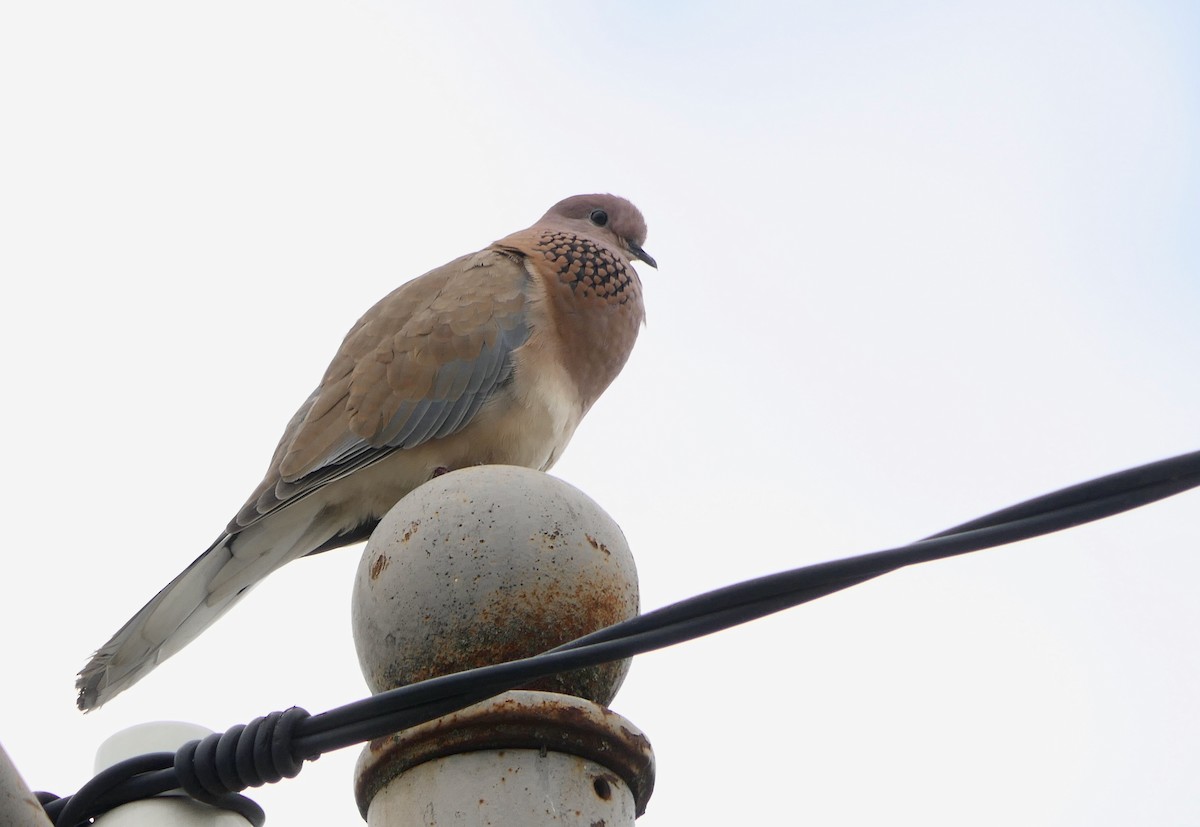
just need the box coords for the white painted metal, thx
[365,748,637,827]
[351,466,654,825]
[0,740,53,827]
[93,722,251,827]
[352,464,639,702]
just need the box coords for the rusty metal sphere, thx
[352,465,639,705]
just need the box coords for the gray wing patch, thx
[383,319,525,448]
[268,312,529,502]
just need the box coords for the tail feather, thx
[206,502,335,604]
[76,498,338,711]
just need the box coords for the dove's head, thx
[541,194,656,269]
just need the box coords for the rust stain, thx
[388,573,634,703]
[585,534,610,555]
[369,553,390,581]
[402,519,421,542]
[359,695,654,819]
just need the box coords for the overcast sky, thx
[2,1,1198,825]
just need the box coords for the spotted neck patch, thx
[535,231,638,305]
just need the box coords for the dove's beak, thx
[627,241,657,269]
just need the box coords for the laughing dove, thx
[76,194,655,711]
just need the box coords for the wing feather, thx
[230,249,531,531]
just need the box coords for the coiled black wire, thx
[39,449,1200,825]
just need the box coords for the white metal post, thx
[350,466,656,825]
[92,722,253,827]
[0,740,53,827]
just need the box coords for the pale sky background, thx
[2,1,1199,825]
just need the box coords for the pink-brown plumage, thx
[76,194,654,711]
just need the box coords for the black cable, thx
[296,449,1200,754]
[39,449,1200,824]
[50,752,173,826]
[45,749,266,827]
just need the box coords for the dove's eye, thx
[589,209,609,227]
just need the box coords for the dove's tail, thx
[76,496,340,712]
